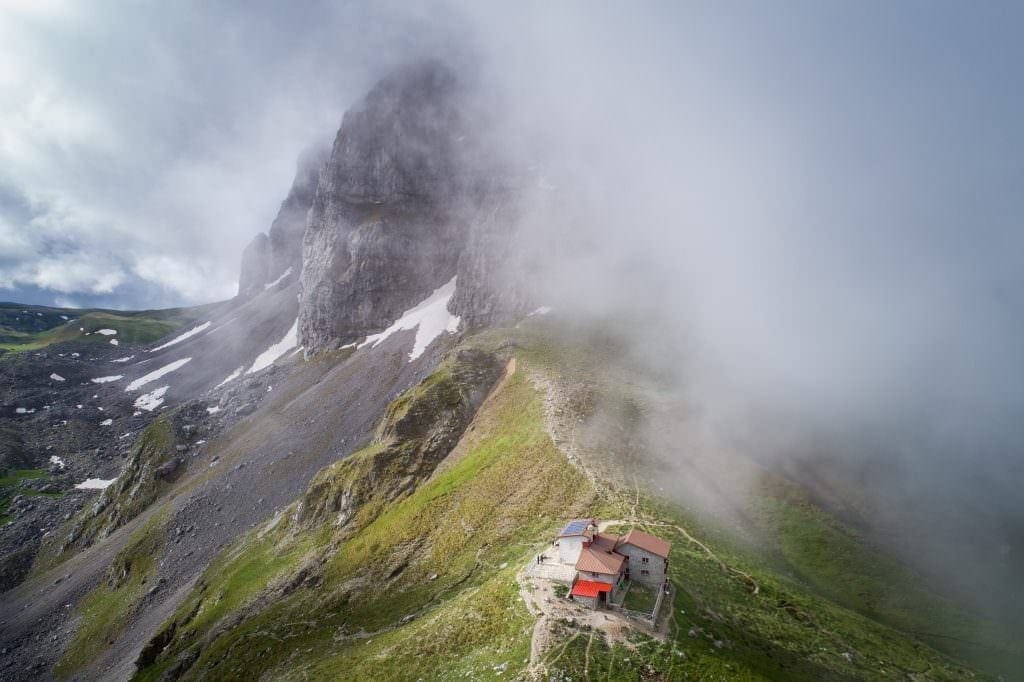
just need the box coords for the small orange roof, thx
[575,546,625,575]
[589,532,619,552]
[571,580,612,598]
[618,529,671,558]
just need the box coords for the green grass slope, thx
[55,509,169,677]
[123,329,1004,681]
[135,367,594,680]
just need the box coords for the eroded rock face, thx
[267,145,329,278]
[451,188,533,330]
[298,60,472,352]
[237,146,327,299]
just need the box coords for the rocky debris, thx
[154,459,181,480]
[0,487,89,592]
[146,577,166,597]
[52,403,209,558]
[0,423,30,469]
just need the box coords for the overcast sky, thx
[1,0,1022,328]
[0,0,459,308]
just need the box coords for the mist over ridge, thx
[1,1,1022,675]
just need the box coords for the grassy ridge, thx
[135,369,594,681]
[115,326,1009,680]
[0,304,214,352]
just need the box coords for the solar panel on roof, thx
[561,519,590,535]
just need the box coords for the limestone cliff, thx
[297,60,473,352]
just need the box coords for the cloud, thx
[0,1,440,307]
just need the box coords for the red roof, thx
[575,546,625,575]
[571,580,612,598]
[618,529,671,558]
[589,532,618,552]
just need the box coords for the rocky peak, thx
[298,60,474,352]
[237,145,327,299]
[238,59,533,348]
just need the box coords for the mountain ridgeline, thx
[0,59,1019,682]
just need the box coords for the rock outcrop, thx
[237,146,327,299]
[240,59,534,348]
[298,60,473,352]
[451,187,533,330]
[296,347,504,530]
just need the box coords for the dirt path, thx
[532,369,760,598]
[516,554,644,680]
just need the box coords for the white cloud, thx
[132,255,236,302]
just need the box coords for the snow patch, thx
[112,355,135,363]
[528,306,553,316]
[49,373,65,382]
[134,386,169,411]
[358,277,460,361]
[247,319,299,374]
[91,375,123,384]
[74,478,116,490]
[125,357,191,391]
[264,266,293,290]
[96,329,117,336]
[100,418,113,426]
[206,406,221,414]
[109,338,119,346]
[216,366,244,388]
[60,315,69,321]
[15,407,35,414]
[71,352,80,358]
[150,321,211,352]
